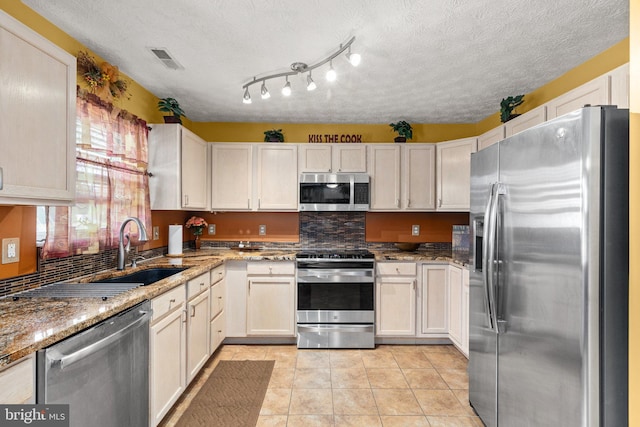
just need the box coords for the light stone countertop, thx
[0,247,465,367]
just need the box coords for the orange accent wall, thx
[366,212,469,243]
[198,212,300,243]
[0,206,37,280]
[146,211,193,249]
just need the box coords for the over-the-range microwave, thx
[299,172,370,211]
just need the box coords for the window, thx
[41,93,151,259]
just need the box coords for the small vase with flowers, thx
[185,216,208,250]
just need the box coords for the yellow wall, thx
[629,0,639,423]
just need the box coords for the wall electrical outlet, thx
[152,226,160,240]
[412,225,420,236]
[208,224,216,235]
[2,237,20,264]
[259,225,267,236]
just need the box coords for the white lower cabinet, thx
[246,262,295,336]
[0,354,34,404]
[376,262,417,336]
[420,264,448,335]
[461,267,470,357]
[186,273,210,384]
[150,284,186,427]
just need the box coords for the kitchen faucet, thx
[117,217,149,270]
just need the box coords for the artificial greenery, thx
[157,97,186,119]
[500,95,525,123]
[264,128,284,142]
[389,120,413,140]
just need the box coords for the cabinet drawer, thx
[247,262,295,276]
[210,264,224,285]
[0,355,34,404]
[187,272,210,300]
[377,262,417,276]
[152,284,186,322]
[210,280,225,319]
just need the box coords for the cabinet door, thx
[332,144,367,172]
[477,126,504,151]
[150,307,186,426]
[210,311,226,354]
[225,261,247,337]
[376,277,416,336]
[448,265,463,348]
[187,291,210,384]
[504,105,546,138]
[210,144,253,210]
[403,144,435,210]
[180,128,208,209]
[436,138,476,211]
[421,265,448,334]
[368,144,401,210]
[256,144,298,210]
[0,12,76,205]
[247,276,295,335]
[298,144,332,172]
[546,75,609,119]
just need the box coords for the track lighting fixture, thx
[241,36,359,103]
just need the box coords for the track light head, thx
[307,73,317,91]
[346,46,361,67]
[326,61,337,82]
[243,87,252,104]
[260,81,270,99]
[282,78,292,97]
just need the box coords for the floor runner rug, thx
[176,360,275,427]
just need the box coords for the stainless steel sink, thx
[92,267,188,286]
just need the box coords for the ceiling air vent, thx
[148,47,183,70]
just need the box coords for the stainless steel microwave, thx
[299,173,370,211]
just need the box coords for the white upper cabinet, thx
[368,144,401,210]
[436,137,477,211]
[609,62,629,109]
[546,74,609,120]
[256,144,298,210]
[298,144,367,173]
[402,144,436,210]
[0,11,76,205]
[477,126,505,151]
[504,105,547,138]
[149,124,208,210]
[210,144,253,210]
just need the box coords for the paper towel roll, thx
[168,225,183,256]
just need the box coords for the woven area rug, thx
[176,360,275,427]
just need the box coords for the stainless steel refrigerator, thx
[468,106,628,427]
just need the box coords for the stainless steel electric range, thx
[296,249,375,349]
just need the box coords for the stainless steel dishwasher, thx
[36,301,152,427]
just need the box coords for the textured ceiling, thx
[23,0,628,124]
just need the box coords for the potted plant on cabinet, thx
[264,129,284,142]
[500,95,524,123]
[158,97,186,124]
[389,120,413,142]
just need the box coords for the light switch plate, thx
[208,224,216,235]
[152,226,160,240]
[2,237,20,264]
[259,225,266,236]
[412,225,420,236]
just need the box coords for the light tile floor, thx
[161,344,483,427]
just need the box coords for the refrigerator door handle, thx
[484,182,503,333]
[482,182,497,331]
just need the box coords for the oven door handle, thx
[297,324,374,333]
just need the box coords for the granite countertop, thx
[0,247,466,368]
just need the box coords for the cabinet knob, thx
[396,268,400,274]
